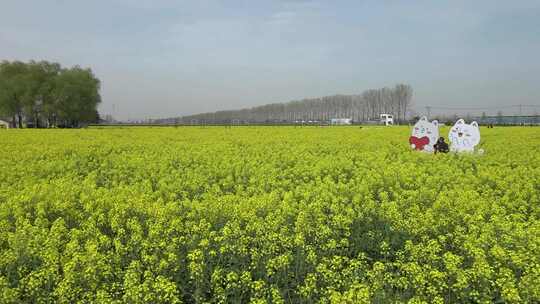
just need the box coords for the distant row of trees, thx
[177,84,413,124]
[427,111,540,126]
[0,60,101,128]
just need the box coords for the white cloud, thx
[268,11,297,25]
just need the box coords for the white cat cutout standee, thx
[448,119,481,153]
[409,116,439,153]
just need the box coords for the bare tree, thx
[393,84,413,123]
[178,84,413,124]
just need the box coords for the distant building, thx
[330,118,352,125]
[380,114,394,126]
[0,119,10,129]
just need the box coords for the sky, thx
[1,0,539,119]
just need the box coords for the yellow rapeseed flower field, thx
[0,126,539,303]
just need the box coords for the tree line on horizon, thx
[0,60,101,128]
[171,84,413,125]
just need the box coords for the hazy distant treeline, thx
[0,60,101,128]
[173,84,412,124]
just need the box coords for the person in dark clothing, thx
[434,137,449,154]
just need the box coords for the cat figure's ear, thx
[420,116,428,121]
[454,119,465,126]
[470,121,479,128]
[432,120,439,127]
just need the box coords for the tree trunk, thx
[17,114,23,128]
